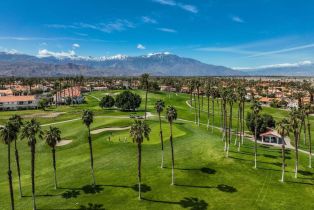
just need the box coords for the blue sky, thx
[1,0,314,69]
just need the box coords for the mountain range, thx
[0,51,313,77]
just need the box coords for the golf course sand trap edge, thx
[56,140,73,147]
[91,126,131,135]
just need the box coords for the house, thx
[259,97,273,104]
[0,95,38,110]
[180,86,190,93]
[54,86,82,104]
[0,89,13,96]
[260,130,285,145]
[287,99,298,109]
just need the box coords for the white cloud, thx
[72,43,80,49]
[153,0,198,13]
[137,44,146,50]
[234,60,313,70]
[157,28,177,33]
[231,16,244,23]
[37,49,76,59]
[153,0,175,6]
[142,16,158,24]
[178,4,198,13]
[249,43,314,57]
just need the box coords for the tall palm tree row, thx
[276,119,290,182]
[129,120,151,200]
[82,110,96,186]
[166,106,178,185]
[251,100,262,169]
[155,99,165,168]
[8,115,23,197]
[44,126,62,189]
[21,119,43,210]
[0,122,17,210]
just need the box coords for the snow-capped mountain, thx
[0,51,241,77]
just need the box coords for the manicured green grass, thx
[0,90,313,210]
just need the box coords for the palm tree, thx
[289,108,302,178]
[129,120,151,200]
[226,90,237,157]
[195,80,201,126]
[21,119,43,210]
[166,106,178,185]
[155,99,165,168]
[141,73,149,120]
[0,122,16,210]
[82,110,96,186]
[8,115,23,197]
[251,100,262,169]
[277,119,290,182]
[305,105,312,168]
[44,126,61,189]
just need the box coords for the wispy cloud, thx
[231,16,244,23]
[153,0,198,13]
[46,19,136,33]
[142,16,158,24]
[137,44,146,50]
[157,28,177,33]
[248,43,314,57]
[153,0,175,6]
[234,60,313,70]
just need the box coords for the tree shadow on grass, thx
[263,154,278,159]
[166,167,216,175]
[62,190,80,199]
[298,170,314,176]
[285,180,313,186]
[78,203,105,210]
[175,183,237,193]
[81,185,104,194]
[131,184,152,193]
[216,184,237,193]
[142,197,208,210]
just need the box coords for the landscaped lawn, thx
[0,90,313,210]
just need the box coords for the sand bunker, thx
[56,140,73,147]
[23,112,66,118]
[91,126,130,135]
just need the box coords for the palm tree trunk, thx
[242,101,245,145]
[197,88,200,126]
[207,94,210,130]
[137,142,142,199]
[14,139,22,197]
[144,88,148,120]
[52,148,57,189]
[294,132,299,178]
[88,127,96,186]
[158,113,164,168]
[281,142,285,182]
[194,93,197,124]
[31,142,36,210]
[223,101,227,150]
[212,96,214,133]
[235,104,240,146]
[303,120,306,145]
[254,117,257,169]
[169,123,175,185]
[307,117,312,168]
[8,143,15,210]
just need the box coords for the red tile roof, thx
[0,95,36,103]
